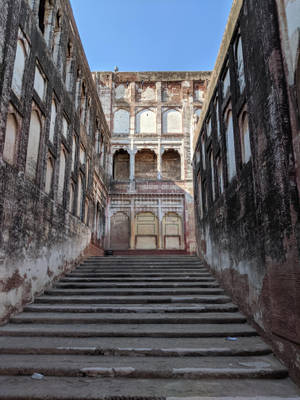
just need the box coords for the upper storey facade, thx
[93,71,211,182]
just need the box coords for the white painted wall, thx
[136,109,156,134]
[162,109,182,133]
[115,84,129,100]
[113,109,130,134]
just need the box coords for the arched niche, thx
[135,212,158,249]
[162,109,182,134]
[162,212,183,249]
[110,212,130,250]
[25,110,42,180]
[113,149,130,180]
[136,109,156,134]
[3,113,18,165]
[161,149,181,180]
[135,149,157,180]
[113,109,130,134]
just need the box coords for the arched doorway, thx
[110,212,130,250]
[162,212,183,249]
[135,149,157,179]
[135,212,158,249]
[113,149,130,180]
[162,149,181,180]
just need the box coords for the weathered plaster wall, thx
[193,0,300,383]
[94,71,211,253]
[0,0,110,322]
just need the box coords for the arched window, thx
[197,173,203,219]
[162,149,181,180]
[210,151,215,200]
[49,99,57,142]
[38,0,54,45]
[80,83,87,124]
[45,155,54,194]
[113,109,130,134]
[225,109,236,182]
[201,134,206,170]
[3,113,18,165]
[12,39,27,98]
[236,36,246,93]
[162,109,182,134]
[113,149,130,180]
[57,147,66,204]
[65,40,74,91]
[77,174,84,218]
[216,156,224,195]
[71,135,76,172]
[136,109,156,134]
[135,149,157,179]
[84,199,89,225]
[222,67,231,99]
[62,116,69,139]
[240,111,251,163]
[25,110,42,179]
[52,10,62,65]
[75,70,81,110]
[69,182,75,213]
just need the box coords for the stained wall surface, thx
[0,0,110,323]
[193,0,300,383]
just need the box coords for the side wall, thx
[193,0,300,382]
[0,0,110,322]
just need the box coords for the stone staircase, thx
[0,255,299,399]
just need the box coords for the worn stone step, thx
[0,323,257,338]
[23,303,239,313]
[0,376,299,400]
[10,312,246,325]
[0,336,272,356]
[34,294,232,304]
[76,268,208,273]
[44,288,224,296]
[67,272,211,278]
[60,277,216,283]
[0,354,288,379]
[55,281,219,289]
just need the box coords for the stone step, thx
[10,312,246,325]
[24,303,239,313]
[0,336,272,356]
[67,272,211,278]
[60,277,217,283]
[44,288,224,296]
[0,323,257,338]
[76,267,208,272]
[54,281,219,288]
[0,354,288,379]
[34,294,232,304]
[0,376,299,399]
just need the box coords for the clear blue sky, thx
[69,0,233,72]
